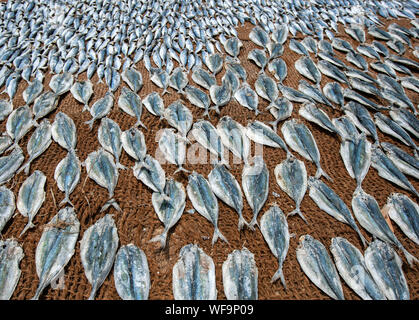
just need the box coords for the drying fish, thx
[49,72,73,96]
[192,68,216,90]
[324,82,343,109]
[296,235,344,300]
[84,149,120,211]
[143,92,164,119]
[222,70,240,94]
[105,67,121,92]
[121,68,143,93]
[289,39,309,56]
[204,53,223,75]
[98,118,125,170]
[0,186,14,233]
[381,142,419,179]
[118,87,145,129]
[217,116,250,164]
[187,171,227,245]
[121,128,146,163]
[383,88,416,115]
[332,38,354,53]
[318,60,350,86]
[272,24,288,44]
[32,91,59,122]
[150,179,186,248]
[318,52,347,69]
[275,156,307,223]
[234,84,260,115]
[70,80,93,112]
[209,164,248,230]
[346,51,368,71]
[350,78,383,98]
[80,214,119,300]
[159,129,188,174]
[0,239,24,300]
[345,68,378,85]
[242,156,269,230]
[6,105,34,147]
[345,26,365,43]
[164,100,193,140]
[184,85,211,118]
[54,151,81,207]
[364,240,410,300]
[0,135,12,155]
[371,146,419,198]
[23,79,43,106]
[18,119,52,175]
[17,170,46,236]
[133,154,167,197]
[330,237,385,300]
[192,120,227,165]
[370,61,397,78]
[268,98,293,130]
[260,205,290,287]
[267,42,284,60]
[282,119,331,181]
[150,68,169,95]
[343,102,379,144]
[389,109,419,139]
[254,73,278,105]
[268,59,287,83]
[400,77,419,94]
[308,177,366,246]
[298,80,334,109]
[209,81,231,114]
[32,207,80,300]
[371,41,389,58]
[295,56,321,87]
[0,100,12,121]
[0,146,24,185]
[114,244,150,300]
[357,44,380,60]
[249,26,269,49]
[340,133,371,193]
[51,112,77,152]
[352,189,418,266]
[318,40,334,55]
[85,92,114,130]
[169,67,188,94]
[301,36,318,56]
[246,120,290,157]
[248,49,267,72]
[278,84,313,104]
[224,37,243,60]
[226,61,247,83]
[173,244,217,300]
[343,89,385,112]
[222,248,258,300]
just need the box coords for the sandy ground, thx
[0,13,418,300]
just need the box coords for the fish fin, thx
[211,227,228,246]
[16,160,31,175]
[174,166,190,174]
[31,283,46,300]
[210,105,220,114]
[219,157,230,169]
[136,120,147,130]
[271,267,287,289]
[84,119,95,131]
[101,198,121,212]
[19,221,35,237]
[59,194,73,207]
[116,162,127,170]
[288,207,308,224]
[249,215,259,231]
[268,119,279,131]
[88,285,98,300]
[149,229,168,249]
[82,104,90,112]
[400,246,419,267]
[238,215,249,231]
[315,166,333,181]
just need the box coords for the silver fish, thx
[187,171,227,245]
[298,80,333,108]
[143,92,164,119]
[381,142,419,179]
[234,84,260,115]
[318,60,350,86]
[118,87,145,129]
[0,239,24,300]
[163,100,193,140]
[272,24,288,44]
[121,68,143,93]
[343,102,379,144]
[49,72,73,96]
[22,79,43,106]
[114,244,150,300]
[6,105,34,147]
[278,84,313,104]
[70,80,93,112]
[98,118,125,170]
[85,92,114,131]
[204,53,223,75]
[295,56,321,87]
[192,120,227,165]
[248,49,267,72]
[80,214,119,300]
[249,26,269,48]
[301,36,318,56]
[51,112,77,152]
[150,68,170,95]
[17,170,46,236]
[345,26,366,43]
[184,85,211,118]
[33,91,59,122]
[158,129,188,174]
[217,116,250,164]
[268,98,293,130]
[222,247,258,300]
[133,154,167,197]
[0,186,14,233]
[150,178,185,248]
[296,235,345,300]
[54,151,81,207]
[121,127,146,163]
[298,103,336,133]
[209,81,232,114]
[246,120,290,156]
[400,77,419,94]
[0,135,12,155]
[169,67,188,94]
[389,109,419,138]
[173,244,217,300]
[290,39,309,56]
[0,146,24,185]
[0,100,12,121]
[105,67,121,92]
[222,69,240,94]
[254,73,278,105]
[32,207,80,300]
[192,67,216,90]
[268,58,287,83]
[224,37,243,60]
[332,38,354,53]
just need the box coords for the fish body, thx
[98,118,125,170]
[217,116,250,164]
[54,152,81,207]
[133,154,166,195]
[0,239,24,300]
[70,80,93,112]
[0,186,14,233]
[51,112,77,152]
[118,87,145,129]
[86,92,114,130]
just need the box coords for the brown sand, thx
[0,16,418,300]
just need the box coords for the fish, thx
[173,244,217,300]
[209,81,232,114]
[163,100,193,140]
[330,237,385,300]
[133,154,167,197]
[389,109,419,138]
[114,244,150,300]
[272,24,288,44]
[385,193,419,245]
[296,235,344,300]
[32,91,59,122]
[150,68,170,95]
[343,102,379,144]
[0,239,24,300]
[222,247,258,300]
[98,118,125,170]
[169,67,188,94]
[249,26,269,49]
[118,87,145,129]
[187,171,227,245]
[340,133,371,193]
[242,156,269,230]
[248,49,267,73]
[343,88,385,112]
[217,116,250,164]
[84,149,120,211]
[105,67,121,92]
[345,26,365,43]
[80,214,119,300]
[400,77,419,94]
[295,56,321,87]
[18,119,52,175]
[282,119,331,181]
[308,177,367,246]
[0,146,24,185]
[192,67,216,90]
[381,142,419,179]
[246,120,291,157]
[323,82,343,109]
[143,91,164,119]
[54,151,81,207]
[226,60,247,83]
[298,80,334,108]
[268,58,287,83]
[158,129,188,174]
[192,120,227,166]
[51,112,77,152]
[234,84,260,115]
[301,36,318,56]
[318,52,347,69]
[22,79,43,106]
[204,53,223,75]
[0,186,14,233]
[371,146,419,198]
[224,37,243,60]
[0,135,12,155]
[346,51,368,71]
[352,189,418,266]
[70,80,93,112]
[364,240,410,300]
[209,164,248,230]
[6,105,35,148]
[318,40,334,56]
[371,41,389,58]
[32,207,80,300]
[268,98,293,130]
[184,85,211,118]
[277,84,313,104]
[357,44,380,60]
[332,38,354,53]
[349,77,383,98]
[318,60,350,86]
[254,73,278,106]
[0,100,12,121]
[121,67,143,93]
[267,42,284,60]
[85,92,114,131]
[150,178,186,248]
[289,39,309,56]
[121,127,146,163]
[17,170,46,236]
[49,72,73,96]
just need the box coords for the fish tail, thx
[116,162,127,170]
[85,119,95,131]
[174,166,190,174]
[149,230,168,249]
[4,142,18,154]
[101,198,121,212]
[315,166,333,182]
[59,194,72,207]
[211,227,228,246]
[249,215,259,231]
[219,157,230,169]
[400,245,419,267]
[136,120,147,130]
[288,207,308,224]
[238,215,249,231]
[271,267,287,289]
[16,160,30,175]
[88,285,98,300]
[210,105,220,114]
[19,221,35,237]
[268,119,279,132]
[82,104,90,112]
[31,283,46,300]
